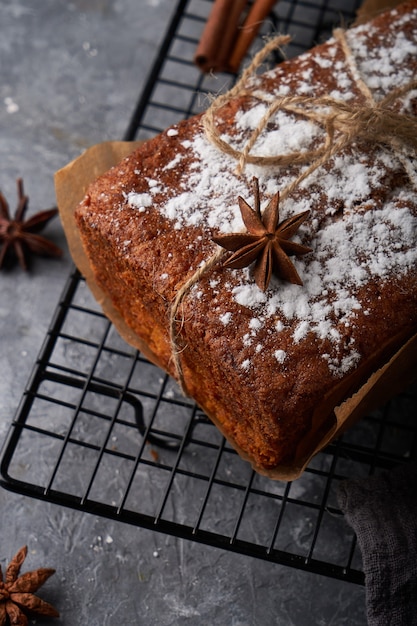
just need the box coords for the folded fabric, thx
[337,462,417,626]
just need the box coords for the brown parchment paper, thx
[354,0,404,24]
[55,141,417,481]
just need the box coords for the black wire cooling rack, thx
[1,0,416,586]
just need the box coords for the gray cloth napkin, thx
[337,462,417,626]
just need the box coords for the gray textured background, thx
[0,1,368,624]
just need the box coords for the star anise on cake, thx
[0,546,59,625]
[0,178,62,270]
[212,178,312,291]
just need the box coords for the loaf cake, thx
[73,1,417,478]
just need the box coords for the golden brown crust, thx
[74,1,417,477]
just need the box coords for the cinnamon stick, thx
[194,0,248,73]
[229,0,278,73]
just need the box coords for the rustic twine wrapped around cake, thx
[169,27,417,390]
[55,10,417,480]
[203,30,417,180]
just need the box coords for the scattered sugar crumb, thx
[219,312,232,325]
[274,350,287,364]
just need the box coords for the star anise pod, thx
[212,178,312,291]
[0,178,62,270]
[0,545,59,625]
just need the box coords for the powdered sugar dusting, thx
[124,6,417,379]
[274,350,287,364]
[219,312,232,325]
[126,191,152,210]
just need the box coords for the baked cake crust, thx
[73,1,417,477]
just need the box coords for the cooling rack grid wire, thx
[1,0,416,586]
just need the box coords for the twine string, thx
[169,28,417,393]
[169,248,225,388]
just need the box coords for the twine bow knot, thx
[323,96,417,153]
[203,29,417,190]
